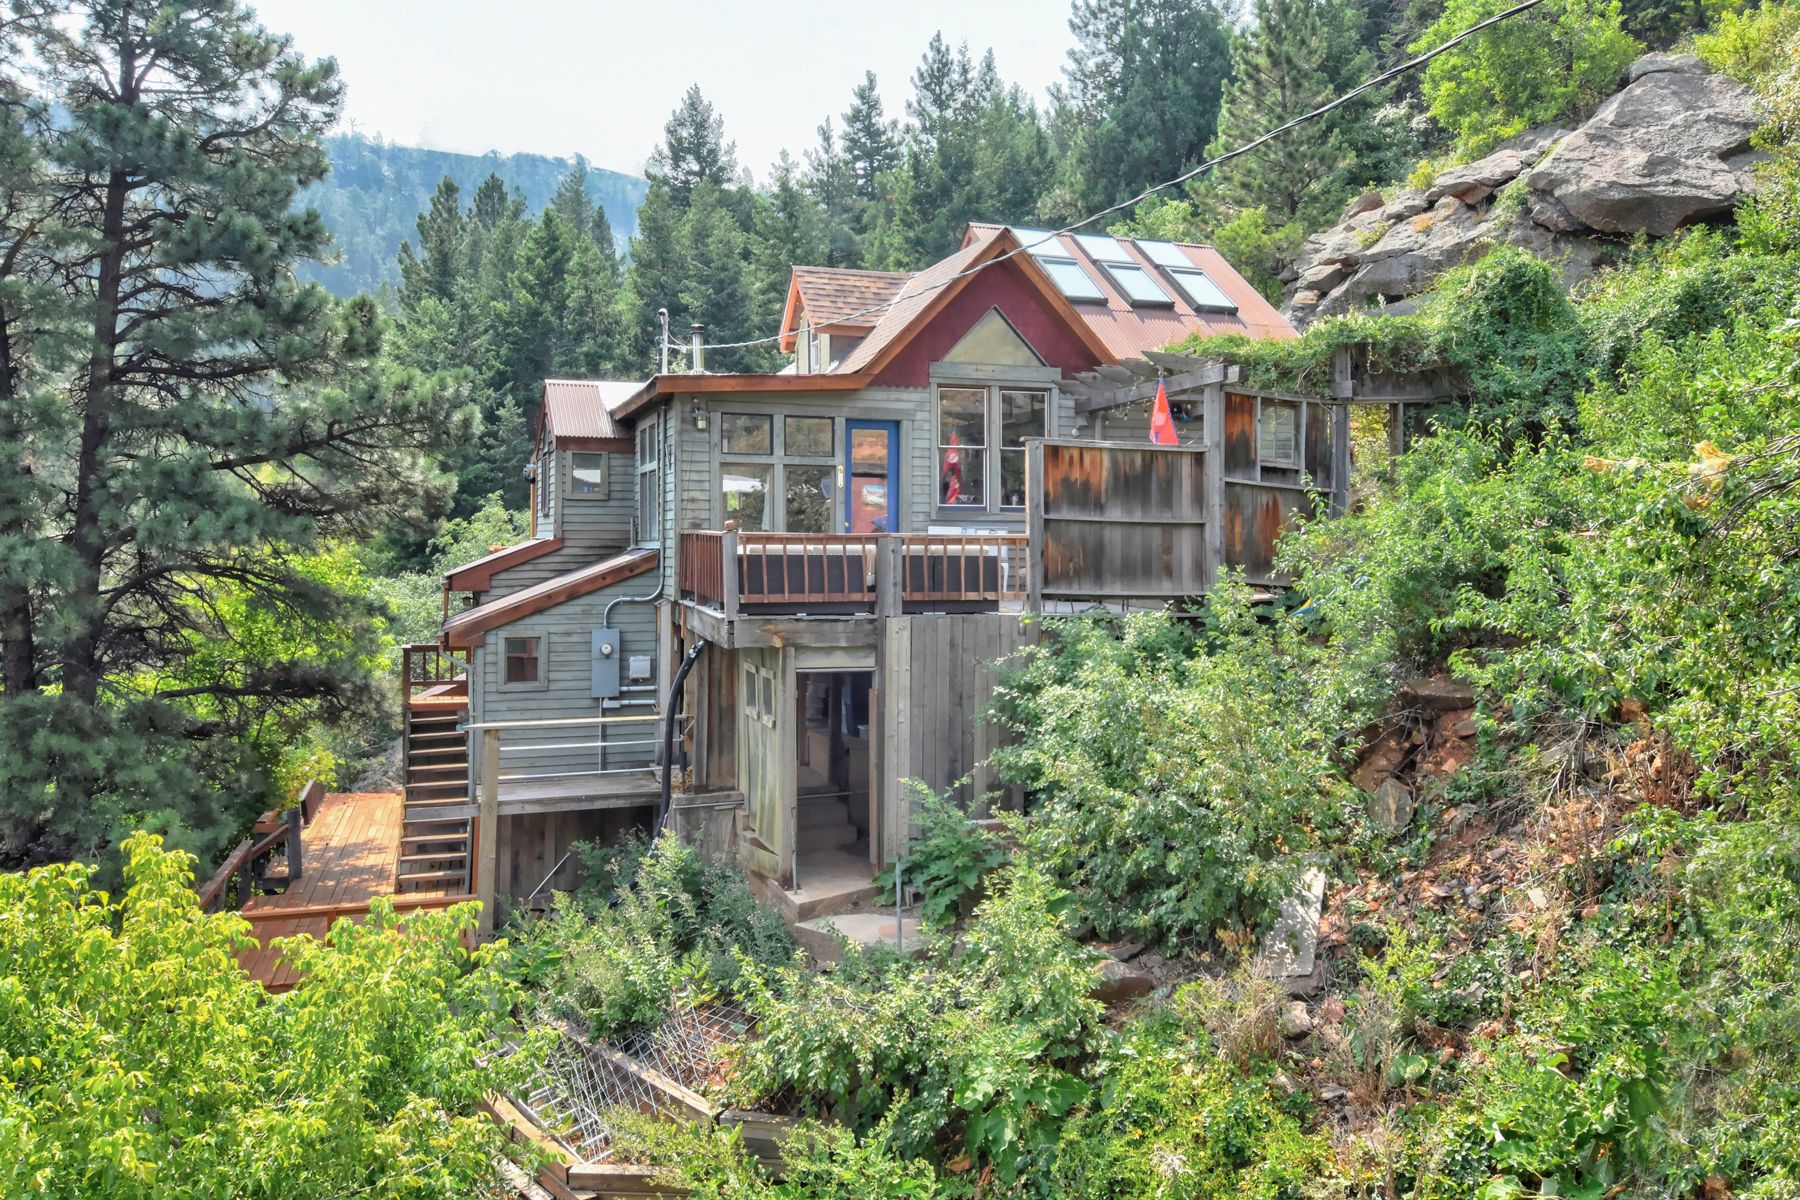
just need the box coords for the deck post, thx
[1025,441,1045,614]
[1200,382,1227,591]
[875,537,903,617]
[720,530,739,620]
[285,806,304,883]
[476,727,500,938]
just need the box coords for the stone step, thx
[792,911,924,966]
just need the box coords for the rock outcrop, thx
[1285,54,1762,323]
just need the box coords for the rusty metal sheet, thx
[1223,483,1306,583]
[1224,391,1256,475]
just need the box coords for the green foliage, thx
[1048,1004,1332,1198]
[614,1113,941,1200]
[992,588,1361,948]
[1413,0,1641,156]
[512,833,792,1040]
[0,833,522,1198]
[874,783,1010,928]
[730,860,1102,1182]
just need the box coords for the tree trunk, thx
[0,300,36,696]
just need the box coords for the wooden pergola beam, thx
[1071,361,1239,414]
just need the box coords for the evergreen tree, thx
[680,182,760,373]
[751,153,829,334]
[842,71,900,202]
[1205,0,1350,228]
[1059,0,1234,210]
[646,84,741,201]
[804,117,861,267]
[551,155,597,231]
[397,177,466,313]
[0,0,472,861]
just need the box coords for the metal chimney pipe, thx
[657,308,670,375]
[690,323,706,374]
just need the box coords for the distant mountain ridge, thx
[300,132,648,296]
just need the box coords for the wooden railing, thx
[679,530,1028,616]
[401,642,469,709]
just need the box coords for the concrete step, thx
[792,911,924,966]
[797,820,858,852]
[757,849,882,923]
[797,796,851,828]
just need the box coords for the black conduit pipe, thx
[653,638,708,843]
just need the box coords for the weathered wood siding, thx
[875,613,1036,863]
[480,448,635,601]
[1028,439,1212,605]
[468,580,660,783]
[1219,390,1338,587]
[493,806,649,915]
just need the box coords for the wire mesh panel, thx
[505,998,756,1163]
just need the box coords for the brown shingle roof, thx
[834,237,997,374]
[780,266,911,352]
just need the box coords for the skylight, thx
[1166,268,1237,312]
[1138,240,1197,269]
[1038,257,1108,303]
[1100,262,1173,305]
[1008,227,1063,258]
[1072,232,1128,261]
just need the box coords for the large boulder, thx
[1284,54,1763,323]
[1525,54,1761,235]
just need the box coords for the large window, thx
[936,385,1047,512]
[636,417,660,544]
[718,412,836,532]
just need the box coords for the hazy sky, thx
[247,0,1077,178]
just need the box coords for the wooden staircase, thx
[399,644,474,893]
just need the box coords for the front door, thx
[843,419,899,534]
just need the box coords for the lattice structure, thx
[506,998,755,1163]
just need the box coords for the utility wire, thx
[668,0,1548,356]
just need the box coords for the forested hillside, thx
[300,132,646,295]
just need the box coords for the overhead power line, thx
[670,0,1548,356]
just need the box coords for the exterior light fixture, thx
[691,399,708,431]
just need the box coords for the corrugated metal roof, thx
[541,379,641,441]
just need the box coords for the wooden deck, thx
[235,791,470,991]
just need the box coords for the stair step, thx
[406,744,467,758]
[798,800,852,829]
[798,822,858,852]
[402,832,469,847]
[401,851,468,867]
[395,869,467,886]
[408,762,467,776]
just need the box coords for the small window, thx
[937,386,988,508]
[1260,402,1301,468]
[569,452,606,497]
[722,463,770,530]
[784,416,833,458]
[503,635,541,685]
[721,413,772,455]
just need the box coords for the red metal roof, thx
[541,379,639,441]
[442,547,659,648]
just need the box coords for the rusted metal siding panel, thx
[1223,391,1257,476]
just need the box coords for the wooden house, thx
[419,222,1328,925]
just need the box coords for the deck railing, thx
[401,642,469,709]
[678,530,1028,616]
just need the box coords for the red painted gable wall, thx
[872,258,1104,388]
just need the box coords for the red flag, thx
[1149,378,1178,445]
[942,431,962,504]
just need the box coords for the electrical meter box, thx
[628,655,653,683]
[590,629,622,698]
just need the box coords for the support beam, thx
[476,727,500,939]
[1072,362,1239,415]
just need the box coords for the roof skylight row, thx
[1005,226,1239,314]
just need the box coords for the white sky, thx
[247,0,1076,179]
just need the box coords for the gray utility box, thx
[591,628,622,699]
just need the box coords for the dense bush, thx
[0,834,522,1199]
[729,860,1103,1184]
[511,833,792,1039]
[991,586,1360,948]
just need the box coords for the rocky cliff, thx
[1284,54,1763,324]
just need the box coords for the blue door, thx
[843,420,899,533]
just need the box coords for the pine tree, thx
[551,155,597,231]
[679,182,759,373]
[841,71,900,202]
[751,153,829,335]
[397,177,466,313]
[647,84,741,201]
[0,0,473,861]
[1059,0,1234,210]
[804,117,861,267]
[1205,0,1349,228]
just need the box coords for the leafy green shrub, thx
[728,860,1102,1184]
[1411,0,1640,156]
[874,782,1009,928]
[991,590,1358,947]
[512,833,792,1039]
[1047,1003,1333,1199]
